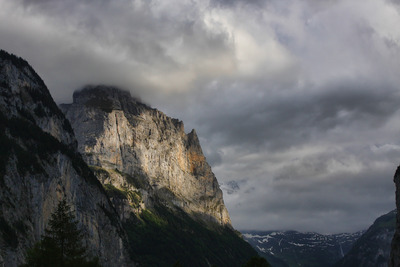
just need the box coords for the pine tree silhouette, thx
[21,199,100,267]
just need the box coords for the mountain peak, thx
[0,50,44,87]
[72,85,145,113]
[63,86,232,226]
[0,49,75,145]
[73,85,132,101]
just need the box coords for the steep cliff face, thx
[391,166,400,267]
[0,51,131,267]
[61,85,231,226]
[336,210,395,267]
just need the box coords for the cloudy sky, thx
[1,0,400,234]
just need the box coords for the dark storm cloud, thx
[1,0,235,103]
[1,0,400,233]
[194,80,400,152]
[199,78,400,232]
[225,150,396,233]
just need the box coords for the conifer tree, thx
[21,199,100,267]
[243,256,271,267]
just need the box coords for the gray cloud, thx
[1,0,235,102]
[1,0,400,233]
[224,152,396,233]
[191,80,400,153]
[211,0,267,8]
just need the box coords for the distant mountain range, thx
[243,209,396,267]
[242,230,364,267]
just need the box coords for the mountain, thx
[335,209,395,267]
[60,86,230,226]
[391,166,400,266]
[0,49,258,266]
[242,230,364,267]
[0,50,132,266]
[60,86,257,265]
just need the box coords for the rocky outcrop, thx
[391,166,400,267]
[61,85,231,226]
[0,50,132,267]
[337,210,395,267]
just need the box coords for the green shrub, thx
[103,184,127,199]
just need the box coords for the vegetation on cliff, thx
[124,204,258,267]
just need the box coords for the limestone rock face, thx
[61,85,231,226]
[0,51,131,267]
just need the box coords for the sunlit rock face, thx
[61,85,231,226]
[0,51,131,267]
